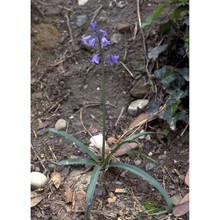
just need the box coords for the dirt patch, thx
[31,0,189,219]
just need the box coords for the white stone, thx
[55,119,67,130]
[78,0,88,6]
[127,99,149,116]
[89,133,109,149]
[31,172,48,189]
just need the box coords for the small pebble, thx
[158,155,167,160]
[31,172,48,189]
[171,194,182,206]
[115,181,123,185]
[116,22,131,33]
[75,14,88,27]
[110,33,122,44]
[145,163,156,171]
[55,119,67,130]
[134,159,141,166]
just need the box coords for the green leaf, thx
[104,132,162,164]
[48,158,97,168]
[171,5,189,20]
[85,165,102,220]
[109,162,172,214]
[180,67,189,81]
[46,128,99,162]
[148,101,160,114]
[141,4,166,27]
[154,66,180,89]
[159,20,177,36]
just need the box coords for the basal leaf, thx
[46,128,99,162]
[85,165,102,220]
[109,162,172,214]
[48,158,97,168]
[141,4,166,27]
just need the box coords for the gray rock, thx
[130,83,150,98]
[111,33,122,44]
[31,172,48,189]
[75,15,88,27]
[127,99,149,116]
[55,119,67,130]
[145,163,156,171]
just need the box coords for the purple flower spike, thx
[90,22,97,31]
[90,54,100,64]
[105,54,119,65]
[101,37,111,48]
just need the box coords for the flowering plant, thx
[46,22,172,220]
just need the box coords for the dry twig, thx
[64,13,75,47]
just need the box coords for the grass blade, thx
[48,158,97,168]
[46,128,99,162]
[141,4,166,27]
[85,165,102,220]
[109,162,172,214]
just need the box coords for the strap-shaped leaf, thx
[104,132,164,164]
[123,131,165,142]
[141,4,166,27]
[109,162,172,214]
[48,158,97,168]
[85,165,102,220]
[46,128,99,162]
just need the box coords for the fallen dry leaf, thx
[128,113,148,130]
[107,136,118,145]
[37,121,52,130]
[178,192,189,205]
[115,188,127,193]
[65,185,73,204]
[107,196,117,204]
[114,142,138,157]
[173,201,189,217]
[185,169,189,186]
[51,172,61,189]
[75,190,86,201]
[31,195,45,208]
[128,112,158,130]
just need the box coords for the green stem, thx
[97,34,106,163]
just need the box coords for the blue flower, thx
[98,29,107,37]
[82,22,119,65]
[82,35,92,45]
[90,22,97,31]
[105,54,119,65]
[90,54,100,64]
[101,37,111,48]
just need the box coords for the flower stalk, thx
[81,22,119,162]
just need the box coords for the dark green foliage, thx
[142,0,189,130]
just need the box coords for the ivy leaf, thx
[180,67,189,81]
[154,66,179,89]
